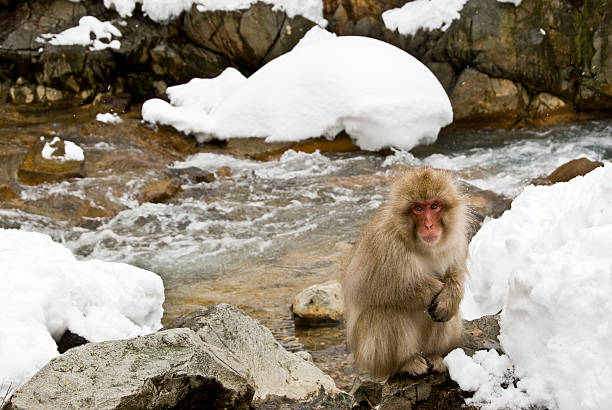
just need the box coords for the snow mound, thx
[0,229,164,390]
[383,0,469,36]
[142,27,453,151]
[456,162,612,409]
[37,16,121,51]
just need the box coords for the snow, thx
[0,229,164,391]
[195,0,327,27]
[142,27,453,151]
[448,162,612,409]
[382,0,469,36]
[98,0,326,25]
[96,112,123,124]
[41,137,85,162]
[497,0,523,6]
[37,16,121,51]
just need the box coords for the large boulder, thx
[164,303,351,407]
[6,328,254,410]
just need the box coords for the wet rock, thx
[533,157,604,185]
[215,166,232,178]
[292,281,344,326]
[461,182,512,232]
[164,303,350,407]
[7,328,254,410]
[349,375,383,410]
[450,68,530,125]
[168,167,216,184]
[17,138,84,185]
[0,184,18,201]
[139,178,183,204]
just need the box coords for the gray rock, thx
[349,375,383,410]
[291,281,344,326]
[6,328,254,410]
[164,303,350,406]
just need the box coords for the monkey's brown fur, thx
[343,167,470,378]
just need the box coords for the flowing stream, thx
[2,117,612,389]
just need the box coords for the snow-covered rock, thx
[0,229,164,391]
[452,162,612,410]
[142,27,452,151]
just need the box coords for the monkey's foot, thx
[425,355,447,373]
[399,355,429,376]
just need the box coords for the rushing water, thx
[2,118,612,389]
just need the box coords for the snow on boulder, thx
[455,162,612,409]
[463,162,612,319]
[0,229,164,391]
[383,0,469,36]
[142,27,453,151]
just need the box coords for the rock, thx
[17,138,84,185]
[294,351,314,363]
[533,157,604,185]
[349,375,383,410]
[380,372,474,410]
[139,179,183,204]
[164,303,350,407]
[7,328,254,410]
[450,68,530,125]
[461,314,502,356]
[527,92,575,123]
[292,281,344,326]
[215,166,232,178]
[0,184,18,201]
[56,329,89,354]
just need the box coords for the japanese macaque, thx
[343,167,470,378]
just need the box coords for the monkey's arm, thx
[428,267,465,322]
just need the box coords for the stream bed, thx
[2,113,612,390]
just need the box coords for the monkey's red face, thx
[411,200,443,245]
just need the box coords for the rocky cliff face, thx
[0,0,610,126]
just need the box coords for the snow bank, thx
[382,0,469,36]
[0,229,164,390]
[41,137,84,162]
[37,16,121,51]
[99,0,326,25]
[451,163,612,409]
[143,27,452,151]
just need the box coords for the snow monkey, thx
[343,167,470,378]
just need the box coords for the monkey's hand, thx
[428,280,461,322]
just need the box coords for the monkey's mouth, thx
[420,233,441,244]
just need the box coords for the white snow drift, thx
[383,0,469,36]
[142,27,453,151]
[0,229,164,391]
[449,163,612,410]
[98,0,326,24]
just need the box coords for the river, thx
[2,116,612,389]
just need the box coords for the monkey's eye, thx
[414,205,423,212]
[430,203,439,210]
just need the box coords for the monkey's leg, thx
[348,308,402,378]
[395,311,431,377]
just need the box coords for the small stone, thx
[18,138,85,185]
[215,166,232,178]
[0,184,18,201]
[294,351,314,362]
[292,281,344,326]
